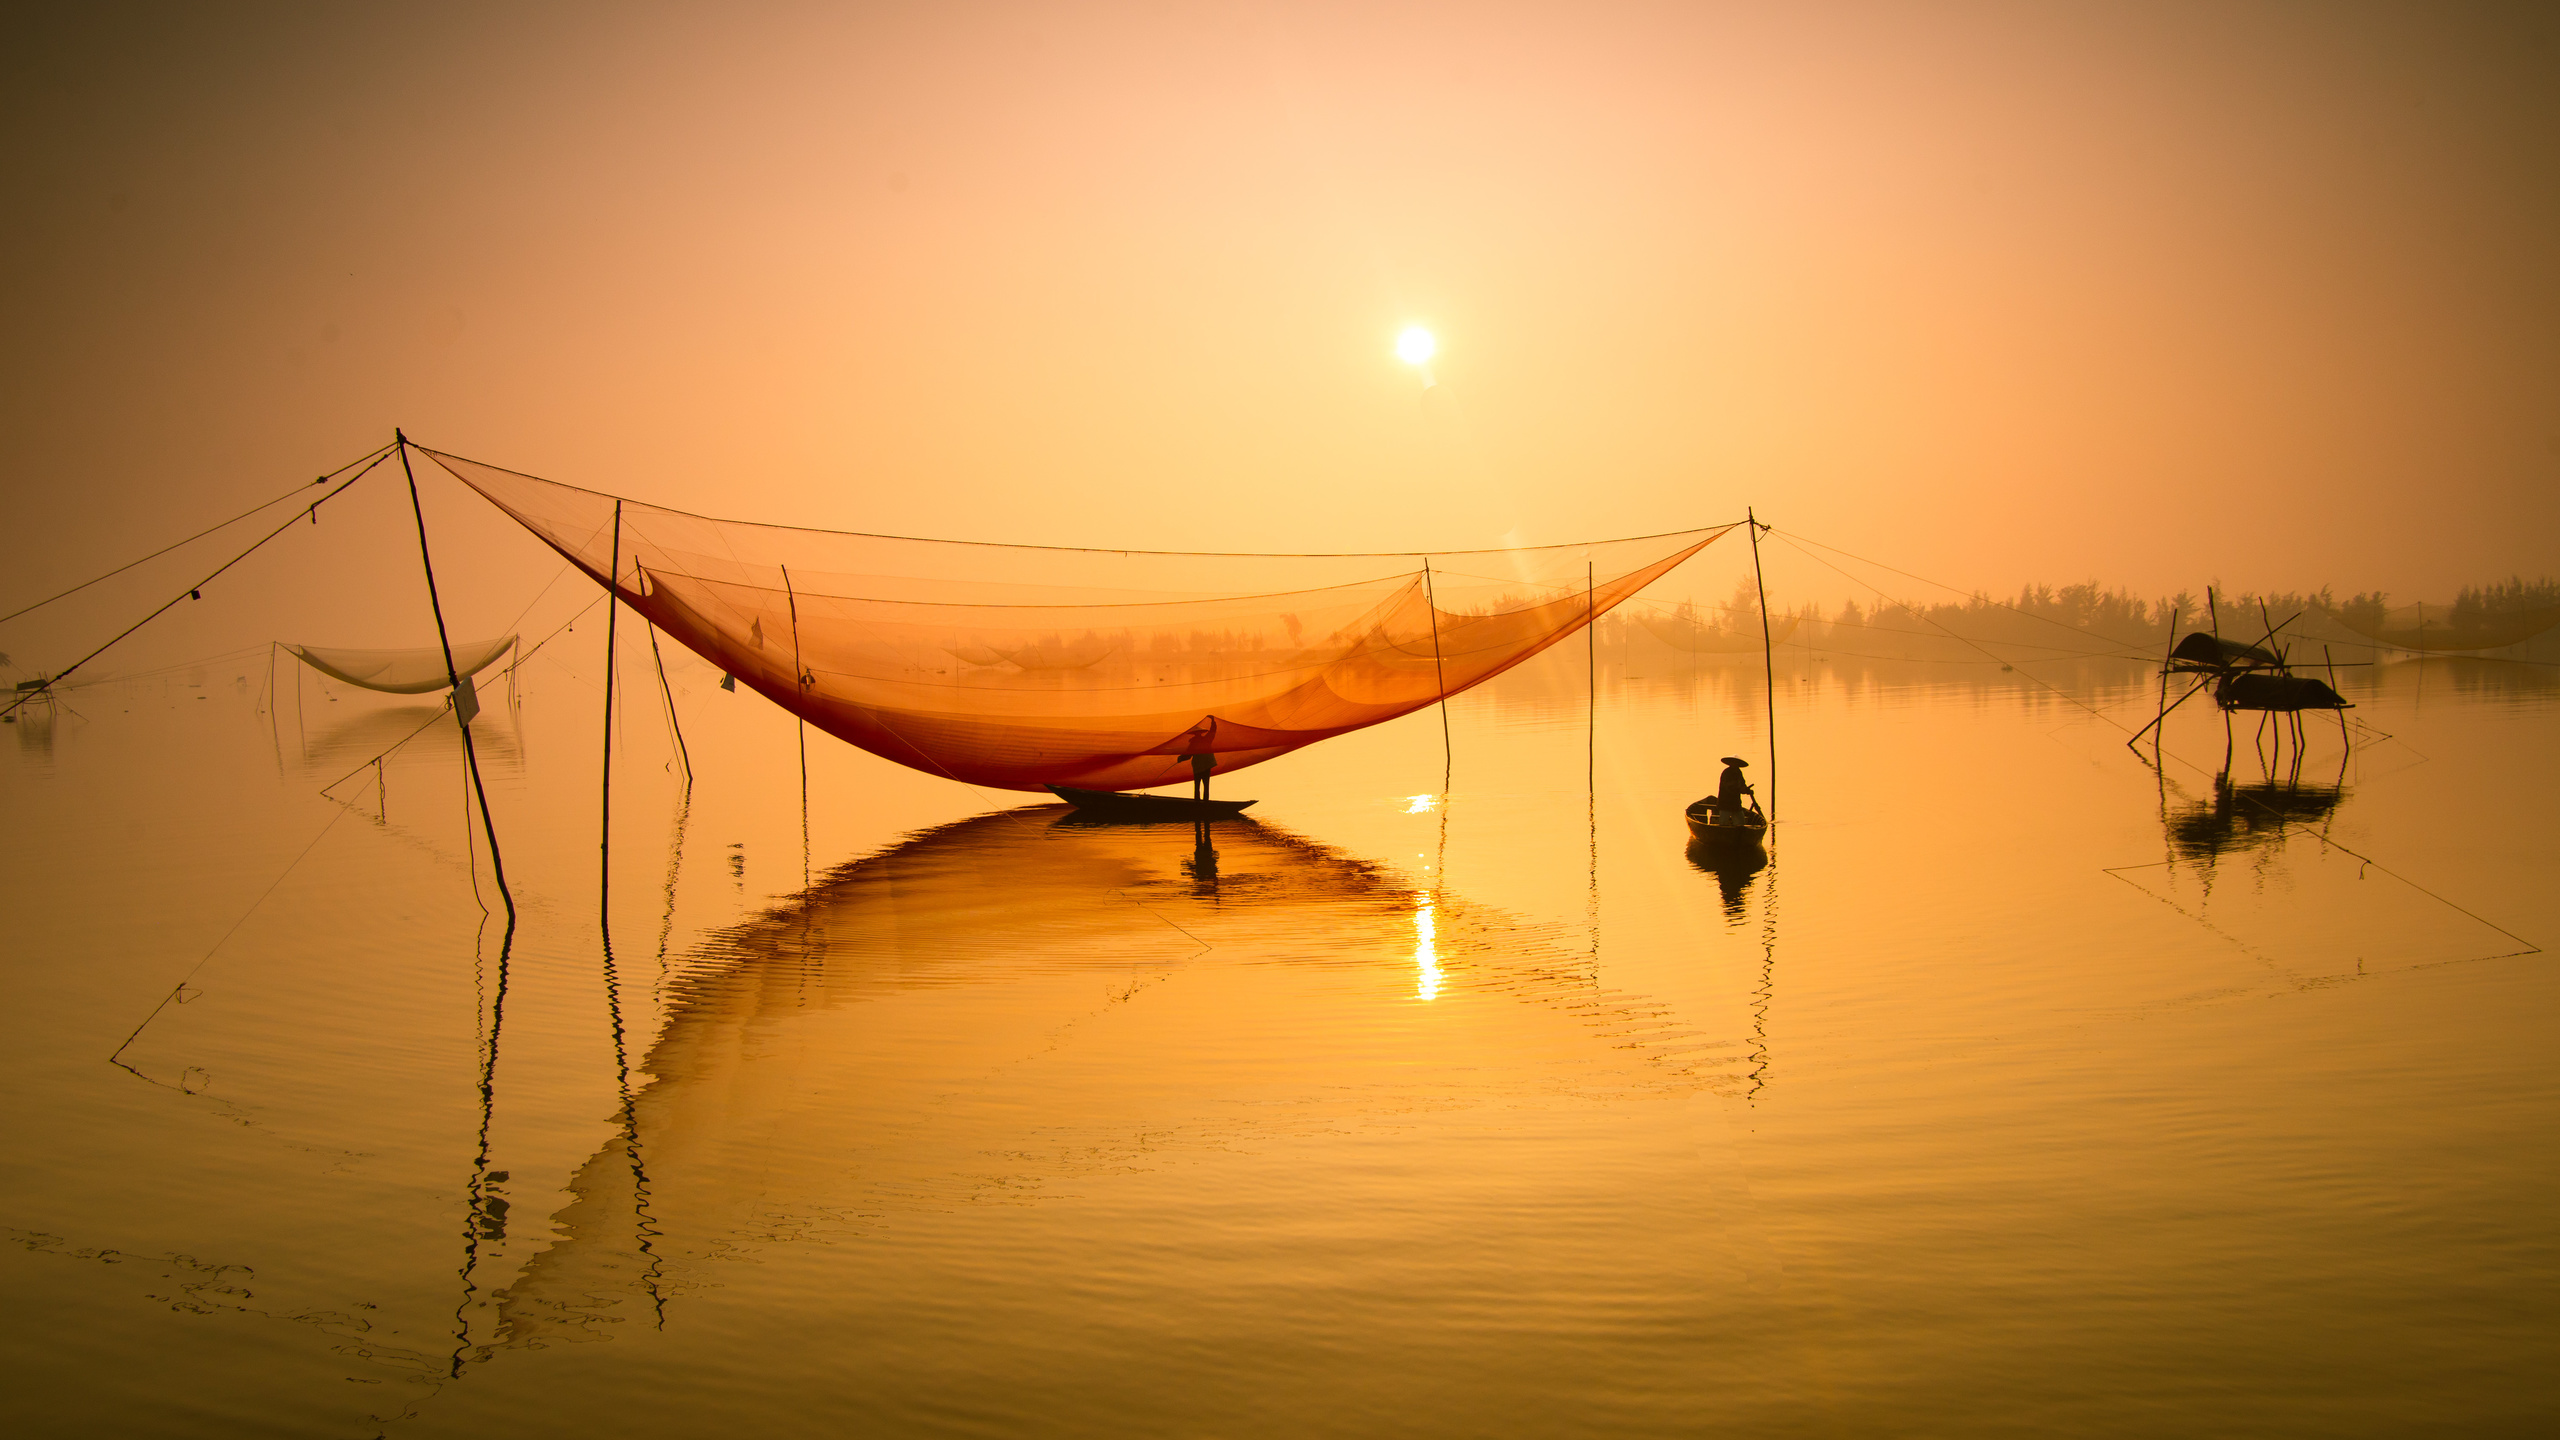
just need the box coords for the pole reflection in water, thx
[447,914,513,1376]
[1684,837,1779,1101]
[595,875,669,1335]
[1749,863,1779,1103]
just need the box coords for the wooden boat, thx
[1684,795,1767,849]
[1046,784,1256,821]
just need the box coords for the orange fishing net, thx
[427,448,1730,792]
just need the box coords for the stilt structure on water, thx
[2127,587,2355,764]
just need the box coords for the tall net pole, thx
[1424,560,1451,789]
[1747,508,1777,826]
[601,501,622,926]
[783,564,809,886]
[399,431,513,922]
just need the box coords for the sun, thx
[1395,326,1436,366]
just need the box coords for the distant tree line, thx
[2325,577,2560,632]
[1603,574,2560,663]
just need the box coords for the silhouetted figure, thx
[1715,755,1753,815]
[1175,717,1219,802]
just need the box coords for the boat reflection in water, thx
[479,804,1748,1424]
[1685,835,1768,921]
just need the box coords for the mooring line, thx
[108,806,351,1071]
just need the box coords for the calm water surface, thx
[4,643,2554,1437]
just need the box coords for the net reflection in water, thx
[489,808,1766,1429]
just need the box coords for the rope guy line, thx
[1772,526,2203,653]
[0,441,395,627]
[412,442,1740,559]
[1770,530,2138,735]
[3,454,393,719]
[55,642,272,691]
[108,805,352,1074]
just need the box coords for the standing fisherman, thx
[1174,718,1219,802]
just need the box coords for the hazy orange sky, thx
[4,0,2555,660]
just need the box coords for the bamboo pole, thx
[1424,560,1450,789]
[1747,509,1777,825]
[601,500,622,926]
[648,622,691,789]
[783,563,809,886]
[398,431,512,923]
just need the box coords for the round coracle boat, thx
[1683,796,1768,849]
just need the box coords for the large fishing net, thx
[425,448,1731,792]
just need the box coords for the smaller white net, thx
[285,636,518,695]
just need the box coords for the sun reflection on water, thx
[1413,890,1440,1002]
